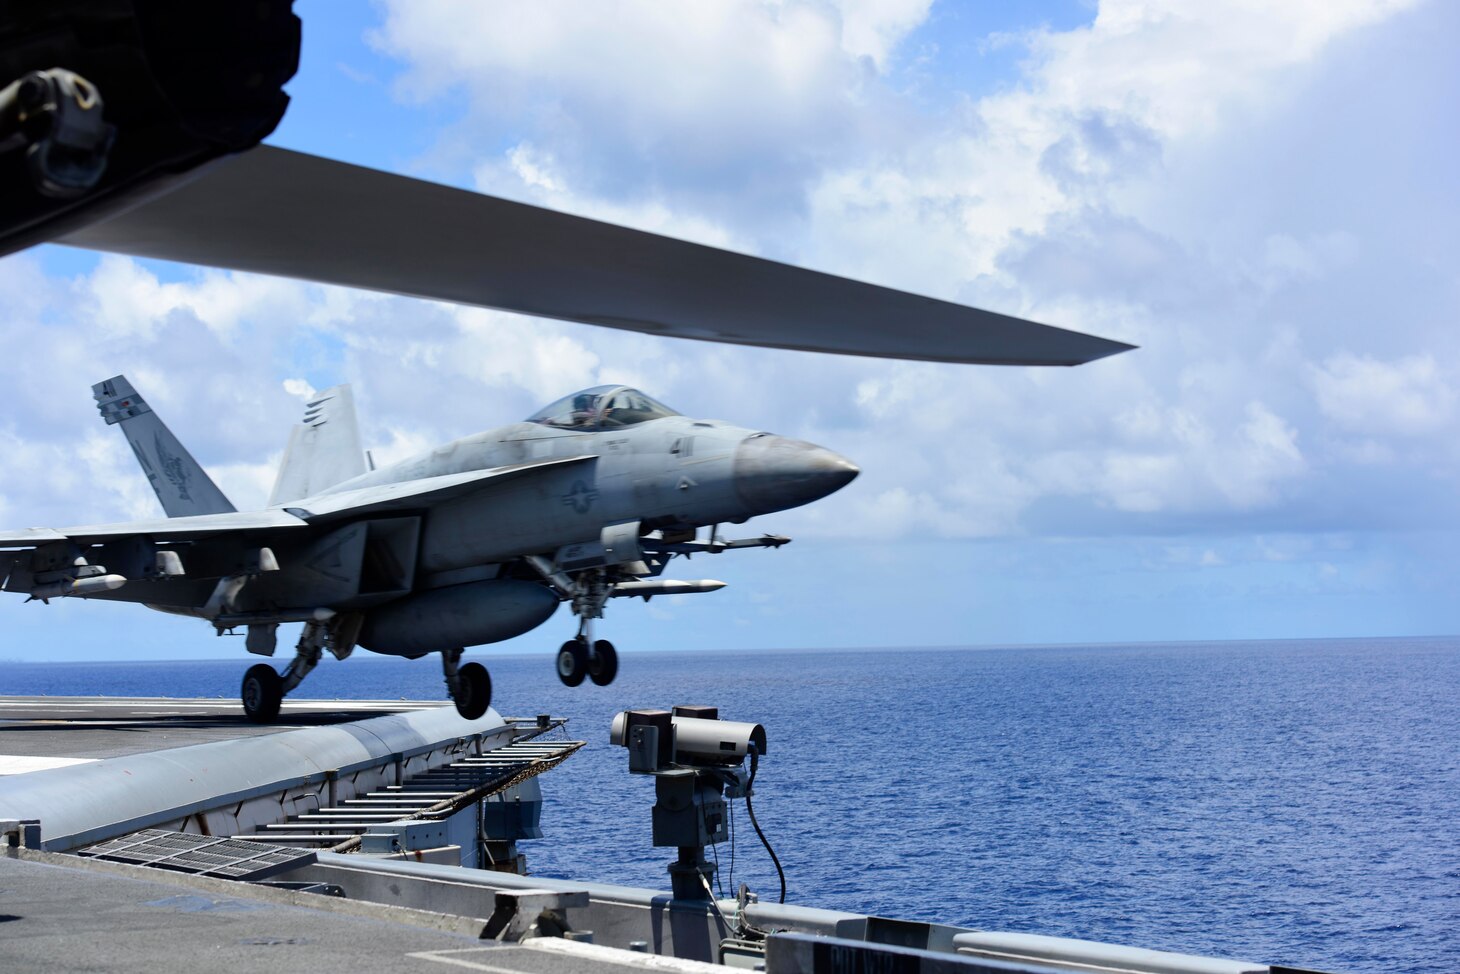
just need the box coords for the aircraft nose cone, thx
[733,434,859,515]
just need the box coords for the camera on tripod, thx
[610,705,766,774]
[609,705,769,900]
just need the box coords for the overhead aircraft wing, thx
[60,146,1134,367]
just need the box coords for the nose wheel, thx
[557,638,588,687]
[556,636,618,687]
[588,639,618,686]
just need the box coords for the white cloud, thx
[282,378,317,400]
[80,255,312,344]
[805,0,1421,293]
[373,0,894,214]
[1310,353,1455,438]
[832,0,933,69]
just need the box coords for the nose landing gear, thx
[556,639,588,687]
[524,561,624,689]
[556,623,618,688]
[588,639,618,686]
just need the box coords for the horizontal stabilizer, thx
[94,375,236,518]
[61,146,1135,366]
[269,384,367,505]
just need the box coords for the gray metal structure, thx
[0,379,863,722]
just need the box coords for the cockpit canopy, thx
[526,385,680,431]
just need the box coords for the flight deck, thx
[0,698,1309,974]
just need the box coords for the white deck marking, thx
[405,949,536,974]
[527,938,727,972]
[0,754,100,775]
[0,700,440,711]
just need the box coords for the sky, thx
[2,0,1457,664]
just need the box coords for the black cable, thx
[727,780,737,896]
[711,820,724,897]
[745,748,785,904]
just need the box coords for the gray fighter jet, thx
[0,377,858,722]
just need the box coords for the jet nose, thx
[733,434,860,515]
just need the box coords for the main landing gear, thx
[241,620,331,723]
[442,648,492,721]
[241,664,283,723]
[237,618,494,723]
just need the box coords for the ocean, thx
[4,637,1457,974]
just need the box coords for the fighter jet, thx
[0,377,857,722]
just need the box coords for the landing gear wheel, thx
[241,664,283,724]
[453,661,492,720]
[556,638,588,687]
[589,639,618,686]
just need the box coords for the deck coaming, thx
[0,697,449,763]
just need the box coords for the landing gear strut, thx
[442,648,492,720]
[239,617,354,724]
[524,560,624,689]
[241,622,324,723]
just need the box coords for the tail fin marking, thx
[268,384,367,506]
[93,375,237,518]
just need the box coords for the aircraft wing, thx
[293,456,594,521]
[0,510,308,547]
[0,456,595,547]
[60,146,1133,367]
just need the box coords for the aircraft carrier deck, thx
[0,698,1320,974]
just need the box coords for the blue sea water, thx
[4,637,1458,974]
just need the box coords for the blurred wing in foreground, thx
[61,146,1134,367]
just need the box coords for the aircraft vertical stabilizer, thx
[268,385,367,505]
[93,375,237,518]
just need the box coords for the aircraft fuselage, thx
[323,415,856,578]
